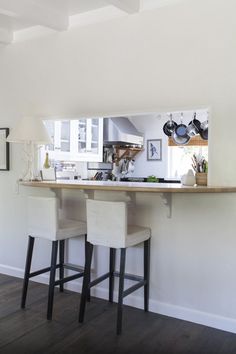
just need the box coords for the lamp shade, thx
[7,116,52,144]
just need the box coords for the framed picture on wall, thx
[0,128,10,171]
[147,139,162,161]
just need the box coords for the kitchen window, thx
[168,136,208,178]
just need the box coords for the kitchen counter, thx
[20,180,236,193]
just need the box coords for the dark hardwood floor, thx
[0,273,236,354]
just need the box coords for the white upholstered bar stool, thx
[79,199,151,335]
[21,196,87,320]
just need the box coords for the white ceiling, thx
[0,0,183,44]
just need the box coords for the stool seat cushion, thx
[88,225,150,248]
[126,225,151,248]
[86,199,151,248]
[57,219,87,241]
[29,218,86,241]
[28,197,86,241]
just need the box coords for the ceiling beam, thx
[0,26,13,44]
[105,0,140,14]
[0,0,68,31]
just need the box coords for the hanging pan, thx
[163,113,177,137]
[199,120,208,140]
[172,112,190,145]
[187,112,201,137]
[171,130,190,145]
[175,112,188,137]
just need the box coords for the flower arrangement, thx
[192,154,208,186]
[192,154,208,173]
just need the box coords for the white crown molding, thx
[0,0,68,33]
[105,0,140,14]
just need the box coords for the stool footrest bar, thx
[54,272,84,286]
[29,264,60,278]
[123,280,146,298]
[89,272,110,288]
[114,271,143,282]
[64,263,84,273]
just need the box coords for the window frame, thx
[167,136,208,179]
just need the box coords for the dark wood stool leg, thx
[21,236,35,309]
[144,239,150,312]
[59,240,65,292]
[79,242,93,323]
[84,235,91,301]
[47,240,58,320]
[109,248,116,303]
[117,248,126,335]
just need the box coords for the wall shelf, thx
[114,146,143,166]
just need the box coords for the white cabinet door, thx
[76,118,103,161]
[42,118,103,163]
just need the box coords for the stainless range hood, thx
[103,117,144,146]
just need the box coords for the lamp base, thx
[19,142,40,182]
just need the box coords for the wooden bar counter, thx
[20,180,236,193]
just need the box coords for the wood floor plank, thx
[1,274,236,354]
[0,280,48,319]
[0,320,78,354]
[0,309,47,349]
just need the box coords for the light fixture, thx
[7,116,52,181]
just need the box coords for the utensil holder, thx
[195,172,207,186]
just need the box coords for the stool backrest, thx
[86,199,127,248]
[28,196,58,240]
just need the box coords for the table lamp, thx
[7,116,52,181]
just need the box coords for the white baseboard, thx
[1,263,236,334]
[0,264,25,279]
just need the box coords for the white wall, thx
[1,0,236,334]
[130,113,168,178]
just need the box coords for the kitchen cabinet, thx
[42,118,103,162]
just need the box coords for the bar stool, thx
[21,196,87,320]
[79,199,151,335]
